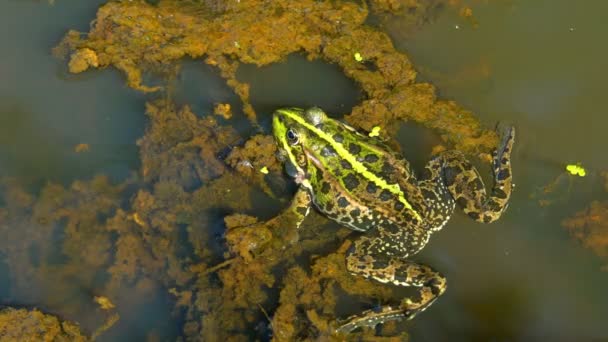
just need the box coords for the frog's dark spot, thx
[371,259,389,269]
[429,282,444,296]
[419,167,432,180]
[487,200,502,212]
[381,162,394,176]
[365,154,379,163]
[483,215,493,223]
[394,202,404,211]
[321,146,336,157]
[343,215,355,224]
[443,166,460,186]
[337,197,349,208]
[356,217,375,231]
[494,188,508,199]
[471,179,484,191]
[315,170,324,183]
[333,133,344,143]
[348,143,361,155]
[384,223,401,234]
[321,182,331,194]
[343,173,360,191]
[341,159,352,169]
[403,211,416,222]
[467,211,480,221]
[414,273,430,285]
[366,182,377,194]
[379,189,392,201]
[421,189,436,199]
[497,169,510,181]
[455,183,464,194]
[501,157,509,165]
[350,208,361,217]
[456,197,468,208]
[325,202,335,212]
[394,273,408,284]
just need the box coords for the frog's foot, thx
[336,305,406,333]
[431,125,515,223]
[285,187,312,229]
[337,247,447,333]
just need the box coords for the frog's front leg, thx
[285,186,312,229]
[337,235,447,333]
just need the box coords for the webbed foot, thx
[337,242,447,333]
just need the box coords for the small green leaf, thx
[368,126,381,137]
[566,164,586,177]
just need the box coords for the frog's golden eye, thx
[286,129,299,145]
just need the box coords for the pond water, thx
[0,0,606,341]
[396,1,608,340]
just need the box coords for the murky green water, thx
[0,1,145,188]
[395,1,608,340]
[1,1,607,340]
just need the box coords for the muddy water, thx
[0,1,145,187]
[0,1,158,340]
[1,0,607,341]
[392,1,608,340]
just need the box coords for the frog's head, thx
[272,107,328,182]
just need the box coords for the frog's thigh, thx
[285,186,312,228]
[338,237,447,333]
[435,126,515,223]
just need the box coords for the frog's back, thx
[306,119,427,234]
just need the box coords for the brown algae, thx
[0,0,516,339]
[55,0,498,155]
[0,307,87,341]
[563,201,608,272]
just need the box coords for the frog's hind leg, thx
[337,237,447,333]
[434,125,515,223]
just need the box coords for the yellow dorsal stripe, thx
[278,109,421,220]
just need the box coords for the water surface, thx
[1,1,607,341]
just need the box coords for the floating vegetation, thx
[1,0,520,339]
[563,200,608,272]
[54,0,498,156]
[566,164,587,177]
[0,307,87,341]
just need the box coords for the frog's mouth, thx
[275,145,305,182]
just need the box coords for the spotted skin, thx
[272,107,515,333]
[288,187,312,229]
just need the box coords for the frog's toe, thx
[335,306,406,334]
[493,123,515,169]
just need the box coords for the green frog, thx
[272,107,514,333]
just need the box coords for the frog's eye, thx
[286,129,299,145]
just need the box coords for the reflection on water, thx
[0,0,607,340]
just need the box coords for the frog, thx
[272,107,515,333]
